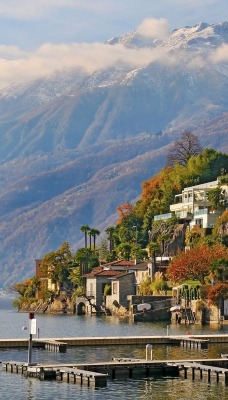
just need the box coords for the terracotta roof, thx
[109,271,135,280]
[84,269,121,277]
[100,259,135,267]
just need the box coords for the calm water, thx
[0,297,228,399]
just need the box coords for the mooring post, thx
[28,334,33,365]
[146,344,153,361]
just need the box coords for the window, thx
[113,282,118,294]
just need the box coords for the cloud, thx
[136,18,170,39]
[0,41,176,89]
[209,44,228,63]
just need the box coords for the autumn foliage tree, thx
[116,203,135,224]
[167,243,228,284]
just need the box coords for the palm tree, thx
[80,225,90,248]
[89,228,100,252]
[105,226,115,252]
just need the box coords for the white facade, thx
[169,180,228,229]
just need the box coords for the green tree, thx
[147,242,160,270]
[87,228,100,251]
[207,187,227,211]
[39,242,73,285]
[105,226,115,252]
[130,244,147,260]
[80,225,90,248]
[116,243,131,260]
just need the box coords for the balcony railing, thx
[154,213,173,221]
[175,211,193,220]
[194,208,208,216]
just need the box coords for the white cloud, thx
[209,44,228,63]
[136,18,170,39]
[0,41,175,89]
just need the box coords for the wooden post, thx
[208,369,211,383]
[192,368,195,380]
[28,334,33,365]
[184,368,187,379]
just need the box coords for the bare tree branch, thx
[166,130,203,167]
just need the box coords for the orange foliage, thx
[167,243,228,284]
[207,283,228,305]
[116,203,134,224]
[141,167,173,205]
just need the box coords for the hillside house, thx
[154,179,228,229]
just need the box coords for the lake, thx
[0,296,228,399]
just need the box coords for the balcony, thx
[154,213,173,221]
[175,211,193,220]
[194,208,208,216]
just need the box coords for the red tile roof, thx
[84,269,121,277]
[101,259,135,267]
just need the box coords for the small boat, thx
[170,305,181,312]
[137,303,151,312]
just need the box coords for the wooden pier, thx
[169,337,209,349]
[2,358,228,387]
[2,361,107,387]
[34,339,67,352]
[168,361,228,385]
[0,334,227,349]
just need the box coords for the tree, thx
[166,131,203,167]
[207,283,228,306]
[116,203,134,224]
[207,187,227,211]
[105,226,115,252]
[167,243,228,284]
[74,247,99,276]
[147,242,160,270]
[39,242,73,285]
[89,228,100,251]
[116,243,131,260]
[130,244,147,260]
[138,276,153,295]
[80,225,90,248]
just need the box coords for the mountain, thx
[0,22,228,287]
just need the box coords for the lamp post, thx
[133,225,138,244]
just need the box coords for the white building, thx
[155,178,228,229]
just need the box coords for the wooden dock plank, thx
[0,334,228,349]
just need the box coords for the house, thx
[83,259,172,314]
[154,178,228,229]
[84,260,149,311]
[106,272,136,310]
[84,268,121,309]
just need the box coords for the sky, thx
[0,0,227,89]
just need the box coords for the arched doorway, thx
[77,302,86,315]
